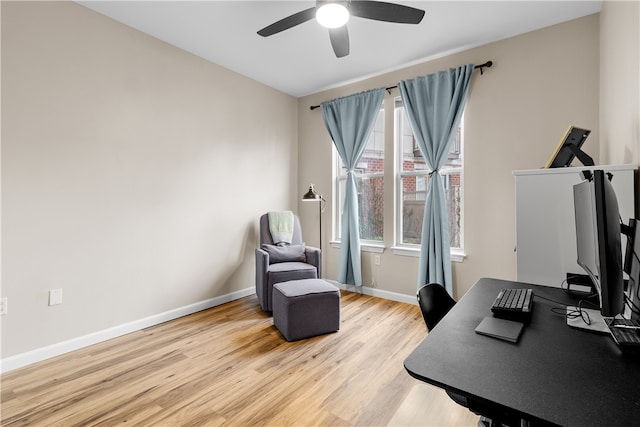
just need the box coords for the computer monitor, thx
[624,219,640,320]
[573,170,625,318]
[545,126,594,168]
[573,178,598,283]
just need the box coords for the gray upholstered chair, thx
[255,213,321,312]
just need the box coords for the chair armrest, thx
[255,248,270,311]
[256,248,269,272]
[305,246,322,278]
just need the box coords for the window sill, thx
[329,241,465,262]
[391,246,466,263]
[329,241,385,253]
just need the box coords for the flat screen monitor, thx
[573,179,598,280]
[624,219,640,320]
[573,170,625,317]
[545,126,593,168]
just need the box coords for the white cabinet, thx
[514,164,637,287]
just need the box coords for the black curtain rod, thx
[309,60,493,111]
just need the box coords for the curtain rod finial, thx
[476,60,493,75]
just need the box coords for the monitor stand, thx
[566,306,610,333]
[566,143,595,166]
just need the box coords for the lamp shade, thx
[302,184,322,201]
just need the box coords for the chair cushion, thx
[274,278,339,297]
[262,244,306,263]
[268,262,317,287]
[268,261,316,274]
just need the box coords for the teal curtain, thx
[321,88,385,286]
[399,64,474,295]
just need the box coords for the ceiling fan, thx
[257,1,425,58]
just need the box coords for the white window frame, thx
[332,106,385,248]
[332,151,385,248]
[392,99,466,262]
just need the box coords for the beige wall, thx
[298,14,600,299]
[5,1,633,365]
[599,1,640,173]
[1,2,298,358]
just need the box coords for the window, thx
[334,106,384,242]
[395,98,464,250]
[331,99,464,258]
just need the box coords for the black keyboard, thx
[607,318,640,353]
[491,288,534,322]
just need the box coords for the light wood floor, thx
[1,290,478,426]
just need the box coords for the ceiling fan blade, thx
[329,26,350,58]
[350,1,425,24]
[257,7,316,37]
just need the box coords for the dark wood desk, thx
[404,278,640,426]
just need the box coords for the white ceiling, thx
[77,1,602,97]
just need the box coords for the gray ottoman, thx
[272,279,340,342]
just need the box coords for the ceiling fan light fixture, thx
[316,3,350,29]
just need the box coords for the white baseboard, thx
[328,280,417,306]
[0,287,255,373]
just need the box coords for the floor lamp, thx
[302,184,325,252]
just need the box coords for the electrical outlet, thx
[0,298,7,315]
[49,289,63,306]
[374,255,381,266]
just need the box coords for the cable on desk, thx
[566,300,600,326]
[533,294,569,306]
[532,293,571,317]
[533,293,599,325]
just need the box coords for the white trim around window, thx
[391,245,467,263]
[329,240,385,254]
[329,240,465,262]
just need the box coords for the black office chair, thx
[417,283,456,331]
[416,283,520,427]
